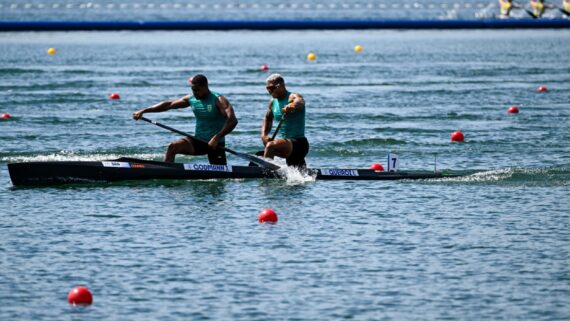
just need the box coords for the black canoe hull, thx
[7,157,454,186]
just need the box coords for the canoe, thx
[7,157,459,186]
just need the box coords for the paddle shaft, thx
[270,114,286,141]
[139,117,280,170]
[524,8,538,18]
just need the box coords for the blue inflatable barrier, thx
[1,19,569,31]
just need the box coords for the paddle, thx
[139,116,281,170]
[257,114,286,149]
[560,8,570,16]
[270,114,286,141]
[247,115,286,166]
[524,8,538,18]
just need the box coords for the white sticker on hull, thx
[102,161,131,168]
[320,169,359,177]
[183,164,233,172]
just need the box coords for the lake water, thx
[1,29,570,320]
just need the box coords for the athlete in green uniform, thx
[133,74,237,164]
[261,74,309,168]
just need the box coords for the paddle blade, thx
[231,151,281,170]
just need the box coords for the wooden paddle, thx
[139,116,280,170]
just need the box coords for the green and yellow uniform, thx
[271,91,305,139]
[189,91,226,143]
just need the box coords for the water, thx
[1,29,570,320]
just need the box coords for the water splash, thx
[455,168,515,182]
[277,166,317,185]
[440,167,570,187]
[260,157,315,185]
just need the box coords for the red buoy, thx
[109,93,120,100]
[450,130,464,142]
[260,64,269,71]
[537,86,548,92]
[258,208,278,223]
[67,286,93,306]
[507,106,519,114]
[1,113,11,119]
[370,163,384,171]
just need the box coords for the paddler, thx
[498,0,521,17]
[562,0,570,15]
[530,0,556,17]
[133,74,237,164]
[261,74,309,168]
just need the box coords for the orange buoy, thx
[307,52,317,61]
[109,93,120,100]
[67,286,93,306]
[507,106,519,114]
[258,208,278,223]
[450,130,465,142]
[370,163,384,171]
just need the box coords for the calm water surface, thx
[1,30,570,320]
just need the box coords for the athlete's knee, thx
[265,141,278,153]
[166,141,179,153]
[167,140,189,155]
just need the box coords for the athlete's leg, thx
[264,139,293,159]
[164,137,195,162]
[286,138,309,168]
[207,143,227,165]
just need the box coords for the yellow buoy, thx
[47,48,57,55]
[307,52,317,61]
[354,45,363,53]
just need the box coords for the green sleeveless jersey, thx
[271,91,305,139]
[189,91,226,143]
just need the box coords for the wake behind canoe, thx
[7,157,458,186]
